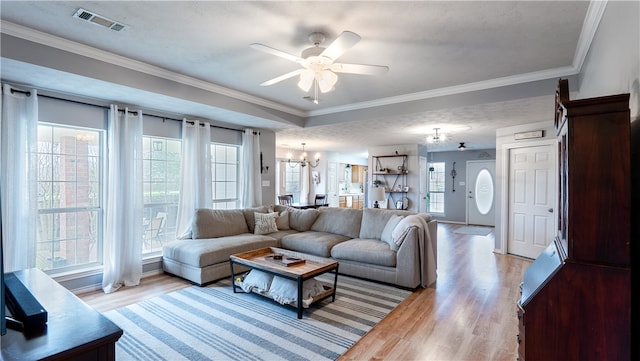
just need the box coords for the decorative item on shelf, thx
[458,142,466,151]
[286,143,320,168]
[372,179,385,188]
[451,162,457,192]
[370,187,385,209]
[395,184,403,192]
[402,186,409,192]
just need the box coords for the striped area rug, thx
[104,274,412,361]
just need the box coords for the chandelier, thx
[287,143,320,168]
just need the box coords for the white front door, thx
[467,161,496,226]
[507,145,556,259]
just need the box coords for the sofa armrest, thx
[395,219,438,288]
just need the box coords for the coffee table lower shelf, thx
[229,247,339,319]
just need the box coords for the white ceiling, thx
[0,1,598,153]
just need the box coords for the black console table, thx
[1,268,123,360]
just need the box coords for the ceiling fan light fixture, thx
[297,69,315,91]
[318,70,338,93]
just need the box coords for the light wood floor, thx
[78,223,532,360]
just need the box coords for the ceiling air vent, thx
[73,8,127,32]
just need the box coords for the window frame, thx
[36,122,105,273]
[428,161,446,215]
[210,143,240,209]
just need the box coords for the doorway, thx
[507,144,556,259]
[467,161,495,226]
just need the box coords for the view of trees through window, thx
[428,162,446,213]
[211,143,240,209]
[36,124,103,271]
[142,137,181,254]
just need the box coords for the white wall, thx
[577,1,639,122]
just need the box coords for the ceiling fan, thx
[251,31,389,103]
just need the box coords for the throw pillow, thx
[274,210,290,230]
[381,214,405,251]
[254,212,278,235]
[240,269,273,294]
[268,276,326,308]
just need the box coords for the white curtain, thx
[240,129,262,208]
[102,105,144,293]
[300,164,310,203]
[0,84,38,272]
[175,119,212,239]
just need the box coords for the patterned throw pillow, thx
[254,212,278,235]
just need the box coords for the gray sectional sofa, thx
[162,205,437,289]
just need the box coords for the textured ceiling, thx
[0,1,596,153]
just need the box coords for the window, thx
[428,162,445,214]
[284,163,300,202]
[142,137,181,254]
[36,124,103,271]
[211,143,239,209]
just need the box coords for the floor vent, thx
[73,8,127,32]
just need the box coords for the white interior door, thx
[507,145,556,259]
[467,161,495,226]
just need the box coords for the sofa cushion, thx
[163,234,277,267]
[242,206,269,233]
[265,229,298,241]
[287,208,320,231]
[192,209,249,239]
[381,214,406,251]
[281,231,350,257]
[274,210,290,230]
[310,207,362,238]
[359,208,414,239]
[330,239,397,267]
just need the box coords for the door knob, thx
[548,208,553,213]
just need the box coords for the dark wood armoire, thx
[516,79,631,360]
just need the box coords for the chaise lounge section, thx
[162,205,437,289]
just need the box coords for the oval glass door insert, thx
[475,169,494,215]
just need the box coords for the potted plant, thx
[372,179,384,188]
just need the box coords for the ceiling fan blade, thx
[260,69,303,86]
[331,63,389,75]
[250,43,303,63]
[320,31,361,61]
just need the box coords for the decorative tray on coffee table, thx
[264,254,306,267]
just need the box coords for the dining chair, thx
[278,194,293,205]
[314,194,327,206]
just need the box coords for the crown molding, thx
[308,66,579,117]
[572,0,608,71]
[0,21,306,118]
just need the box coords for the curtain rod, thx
[36,93,251,134]
[10,88,32,97]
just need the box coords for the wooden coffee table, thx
[229,247,339,318]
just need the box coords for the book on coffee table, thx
[264,255,306,267]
